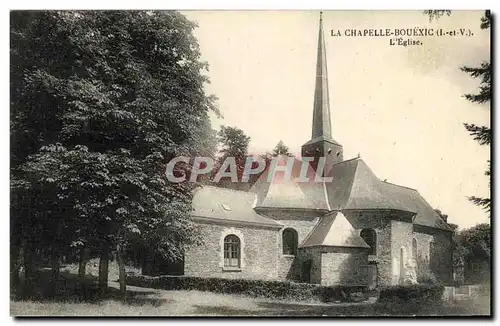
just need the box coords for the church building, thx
[181,13,453,288]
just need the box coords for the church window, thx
[360,228,377,255]
[412,238,418,259]
[282,228,298,255]
[224,235,241,267]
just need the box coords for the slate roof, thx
[247,155,451,231]
[380,181,452,231]
[249,155,331,211]
[325,157,453,231]
[191,186,282,228]
[301,211,370,248]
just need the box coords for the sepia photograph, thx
[10,9,491,317]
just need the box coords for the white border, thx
[3,2,497,324]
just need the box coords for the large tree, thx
[10,10,217,297]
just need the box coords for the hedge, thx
[378,284,445,306]
[126,275,366,303]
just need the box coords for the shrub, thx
[378,284,445,306]
[126,275,364,303]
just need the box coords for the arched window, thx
[282,228,298,255]
[360,228,377,255]
[412,238,418,259]
[224,235,241,267]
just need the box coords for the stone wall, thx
[277,218,318,280]
[343,210,393,286]
[184,221,280,280]
[391,220,414,284]
[300,246,323,284]
[256,211,320,281]
[320,247,368,286]
[414,224,453,284]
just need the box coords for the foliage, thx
[213,125,251,189]
[423,10,451,21]
[272,140,292,156]
[217,125,250,162]
[126,274,364,303]
[416,264,440,285]
[10,10,218,295]
[378,284,445,305]
[449,223,490,269]
[460,16,491,216]
[458,223,491,260]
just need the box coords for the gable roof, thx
[191,186,282,228]
[301,211,370,248]
[325,157,452,231]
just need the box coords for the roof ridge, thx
[300,215,327,247]
[381,180,417,191]
[343,159,361,209]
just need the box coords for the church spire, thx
[312,11,332,140]
[302,11,343,173]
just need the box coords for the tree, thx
[272,140,292,157]
[425,10,491,217]
[217,126,251,162]
[10,10,217,298]
[458,223,491,260]
[213,126,250,189]
[462,58,491,215]
[423,10,451,21]
[452,223,491,284]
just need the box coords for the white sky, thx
[181,10,490,229]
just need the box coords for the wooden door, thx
[301,259,312,283]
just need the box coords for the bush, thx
[378,284,445,306]
[126,275,365,303]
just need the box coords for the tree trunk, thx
[141,248,152,276]
[10,239,22,294]
[50,244,61,296]
[22,241,35,299]
[78,246,89,280]
[98,245,109,296]
[10,215,24,295]
[116,242,127,299]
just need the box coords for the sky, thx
[181,10,491,229]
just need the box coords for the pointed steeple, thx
[312,11,332,140]
[302,11,343,173]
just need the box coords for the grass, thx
[11,289,491,317]
[10,264,492,317]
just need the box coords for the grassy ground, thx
[10,264,491,317]
[10,283,491,317]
